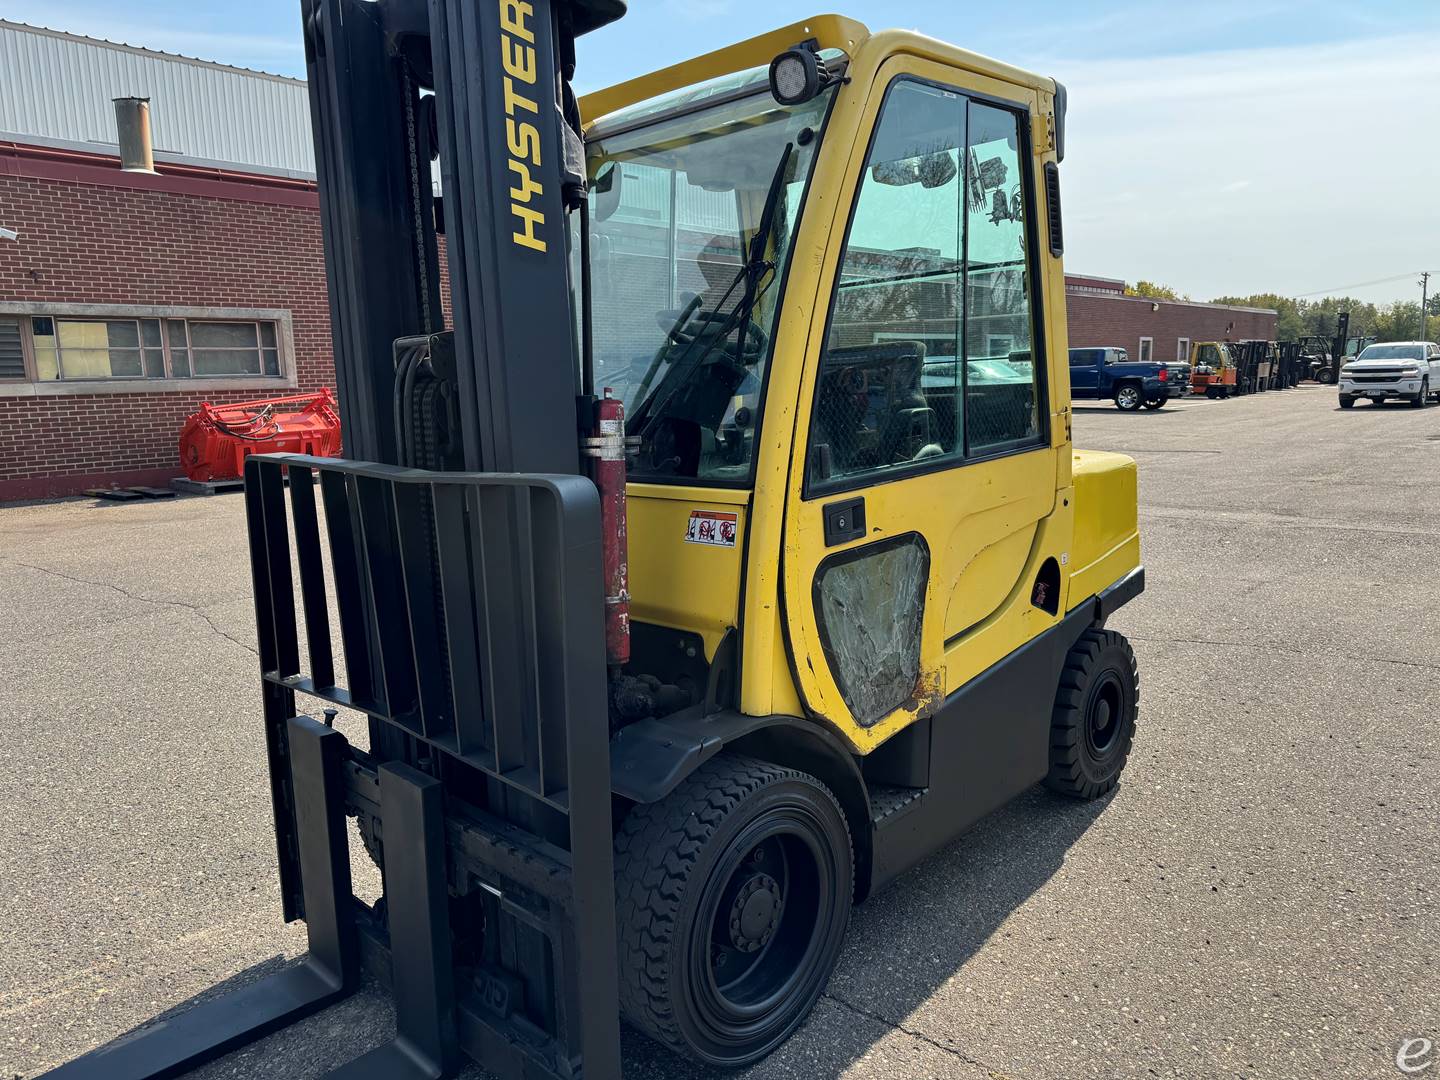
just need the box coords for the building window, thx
[20,314,285,383]
[0,317,24,379]
[1138,336,1153,364]
[1177,337,1190,362]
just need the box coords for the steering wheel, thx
[657,294,704,344]
[656,303,767,356]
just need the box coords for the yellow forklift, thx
[1188,340,1238,398]
[45,10,1144,1079]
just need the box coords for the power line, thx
[1290,272,1423,298]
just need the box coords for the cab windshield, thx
[581,76,835,482]
[1197,344,1227,368]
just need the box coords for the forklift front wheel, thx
[1044,629,1139,800]
[613,753,853,1068]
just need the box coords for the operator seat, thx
[812,340,936,476]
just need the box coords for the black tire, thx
[1142,397,1165,410]
[1338,396,1355,409]
[1411,379,1428,408]
[614,754,853,1068]
[1044,629,1138,800]
[1114,383,1142,411]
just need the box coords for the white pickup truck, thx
[1338,341,1440,408]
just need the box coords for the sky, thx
[7,0,1438,305]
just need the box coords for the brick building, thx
[0,22,343,500]
[1064,273,1277,365]
[0,154,335,500]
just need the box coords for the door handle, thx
[822,496,865,546]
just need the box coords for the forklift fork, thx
[45,455,621,1080]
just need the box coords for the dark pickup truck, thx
[1069,347,1184,411]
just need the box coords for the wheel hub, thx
[728,872,781,952]
[1086,674,1123,756]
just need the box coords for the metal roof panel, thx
[0,20,314,177]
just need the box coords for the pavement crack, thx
[821,989,1025,1077]
[1130,634,1440,672]
[9,559,258,657]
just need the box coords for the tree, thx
[1211,293,1304,341]
[1423,295,1440,341]
[1205,289,1430,345]
[1124,280,1189,301]
[1371,301,1421,343]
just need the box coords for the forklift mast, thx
[304,0,621,472]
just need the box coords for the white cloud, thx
[1055,33,1440,301]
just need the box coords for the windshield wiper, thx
[628,142,795,438]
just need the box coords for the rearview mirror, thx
[871,151,957,189]
[591,162,622,222]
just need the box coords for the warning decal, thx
[685,510,738,548]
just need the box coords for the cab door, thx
[780,58,1063,752]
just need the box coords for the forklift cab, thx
[582,18,1081,751]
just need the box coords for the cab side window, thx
[810,81,964,486]
[963,102,1042,453]
[808,80,1045,490]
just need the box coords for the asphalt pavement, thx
[2,385,1437,1079]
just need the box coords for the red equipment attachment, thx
[583,388,631,669]
[178,389,342,482]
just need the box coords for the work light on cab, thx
[769,39,833,105]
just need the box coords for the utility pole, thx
[1421,272,1431,341]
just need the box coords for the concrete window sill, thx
[0,376,298,397]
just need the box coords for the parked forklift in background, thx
[1189,340,1238,398]
[1273,341,1304,388]
[44,9,1145,1079]
[1228,340,1273,395]
[1305,312,1372,384]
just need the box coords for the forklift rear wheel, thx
[614,753,853,1068]
[1044,629,1138,800]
